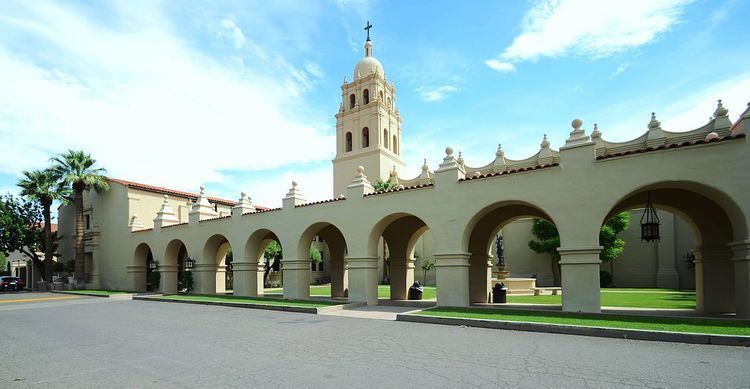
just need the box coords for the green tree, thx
[309,246,322,264]
[18,168,70,282]
[263,240,282,287]
[51,150,109,285]
[528,212,630,287]
[371,179,397,283]
[0,194,44,279]
[0,252,7,275]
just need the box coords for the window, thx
[345,132,352,152]
[363,89,370,105]
[349,94,355,109]
[387,97,391,108]
[85,214,90,230]
[379,90,384,101]
[393,135,398,154]
[384,129,389,148]
[362,127,370,148]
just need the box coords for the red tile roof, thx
[595,134,745,160]
[295,196,347,207]
[459,163,560,182]
[108,177,268,210]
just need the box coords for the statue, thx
[495,234,505,267]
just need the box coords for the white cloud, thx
[416,85,459,102]
[484,60,516,73]
[610,62,630,78]
[236,167,333,209]
[486,0,690,70]
[0,2,334,193]
[220,17,246,49]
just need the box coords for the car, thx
[0,276,25,291]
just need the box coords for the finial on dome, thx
[291,181,298,187]
[648,112,661,130]
[357,165,365,174]
[422,158,429,171]
[163,194,169,202]
[457,151,464,165]
[445,147,454,156]
[541,134,550,148]
[495,143,504,157]
[591,123,602,139]
[714,99,728,118]
[571,118,583,130]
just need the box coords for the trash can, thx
[408,281,424,300]
[492,283,507,304]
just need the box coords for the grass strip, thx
[415,307,750,336]
[507,290,696,309]
[157,294,342,308]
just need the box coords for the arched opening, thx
[298,222,349,298]
[244,229,283,294]
[132,243,152,293]
[387,97,391,108]
[349,94,355,109]
[383,129,389,149]
[392,134,398,154]
[603,182,747,315]
[363,89,369,105]
[464,201,557,304]
[362,127,370,148]
[345,132,353,152]
[369,213,435,301]
[201,234,232,294]
[379,90,384,102]
[164,239,189,294]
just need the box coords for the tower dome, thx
[354,40,384,79]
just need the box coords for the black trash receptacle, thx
[492,283,507,304]
[408,281,424,300]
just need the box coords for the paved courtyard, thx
[1,292,749,388]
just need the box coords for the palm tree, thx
[51,150,109,286]
[372,179,398,283]
[18,168,70,284]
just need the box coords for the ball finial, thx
[357,166,365,174]
[291,181,298,187]
[571,118,583,130]
[445,147,454,156]
[240,191,246,197]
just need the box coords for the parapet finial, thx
[714,99,728,118]
[648,112,661,130]
[540,134,550,148]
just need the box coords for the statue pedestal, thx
[493,265,509,280]
[491,278,537,295]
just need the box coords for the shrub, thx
[600,270,613,288]
[181,271,193,293]
[63,259,75,274]
[147,271,161,291]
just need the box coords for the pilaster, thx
[347,256,379,305]
[693,246,734,313]
[158,263,178,294]
[558,246,602,313]
[282,258,311,299]
[729,240,750,318]
[389,256,415,300]
[232,261,264,296]
[192,263,217,294]
[434,252,470,307]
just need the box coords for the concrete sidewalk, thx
[320,305,419,320]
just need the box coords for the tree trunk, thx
[74,183,85,285]
[551,257,561,287]
[42,199,53,283]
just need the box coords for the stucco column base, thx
[231,261,263,297]
[729,241,750,318]
[127,265,147,293]
[559,247,602,313]
[330,259,348,298]
[282,258,311,299]
[694,247,734,313]
[469,255,492,304]
[435,253,470,307]
[215,265,227,294]
[389,256,415,300]
[158,264,178,294]
[347,257,379,305]
[193,263,217,294]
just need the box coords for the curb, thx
[50,290,135,299]
[395,314,750,347]
[133,295,359,314]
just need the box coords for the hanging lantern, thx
[147,257,159,271]
[185,257,195,270]
[227,261,233,271]
[640,191,660,242]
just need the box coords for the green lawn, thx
[416,307,750,336]
[507,288,696,309]
[265,285,437,300]
[64,290,133,296]
[159,294,342,308]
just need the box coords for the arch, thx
[368,212,435,300]
[132,242,153,292]
[602,181,748,314]
[463,200,557,304]
[383,129,389,149]
[345,132,352,152]
[363,89,369,105]
[392,134,398,154]
[387,96,391,108]
[349,94,355,109]
[379,90,383,101]
[362,127,370,148]
[244,228,283,289]
[163,239,189,294]
[201,234,232,294]
[297,222,349,298]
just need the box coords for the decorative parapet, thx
[347,166,374,198]
[232,192,255,217]
[189,186,218,223]
[387,159,434,188]
[594,100,738,158]
[461,135,561,177]
[296,196,347,208]
[282,181,306,209]
[154,195,180,228]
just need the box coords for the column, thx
[559,247,601,313]
[730,240,750,318]
[347,256,379,305]
[389,256,415,300]
[89,250,101,289]
[656,214,679,288]
[330,258,348,298]
[694,247,734,313]
[193,263,217,294]
[469,254,492,304]
[435,253,470,307]
[127,265,147,293]
[215,264,227,294]
[232,261,263,297]
[159,263,178,294]
[282,258,311,299]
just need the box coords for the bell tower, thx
[332,22,405,196]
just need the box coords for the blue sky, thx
[1,0,749,214]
